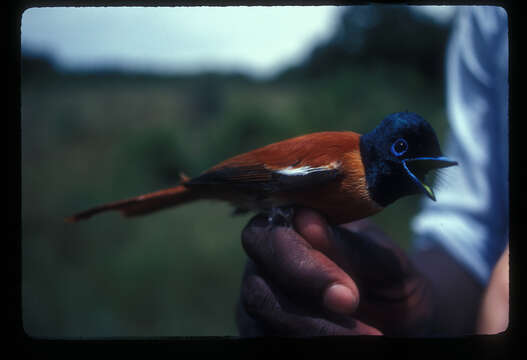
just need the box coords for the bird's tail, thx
[65,174,198,222]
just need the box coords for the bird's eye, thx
[391,138,408,156]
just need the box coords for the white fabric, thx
[412,6,509,285]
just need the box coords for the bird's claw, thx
[268,206,295,227]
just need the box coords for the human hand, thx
[477,244,509,334]
[236,208,434,337]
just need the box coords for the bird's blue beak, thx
[402,156,458,201]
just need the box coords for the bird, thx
[66,112,457,225]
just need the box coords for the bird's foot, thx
[268,206,295,227]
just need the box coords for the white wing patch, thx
[274,161,341,176]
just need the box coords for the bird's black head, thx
[359,112,457,207]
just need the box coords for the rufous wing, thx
[185,131,360,194]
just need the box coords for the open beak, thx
[402,157,458,201]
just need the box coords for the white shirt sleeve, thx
[412,6,509,285]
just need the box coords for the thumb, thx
[293,208,333,253]
[294,209,411,285]
[293,208,361,270]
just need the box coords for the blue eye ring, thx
[391,138,408,156]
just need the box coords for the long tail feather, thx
[65,185,197,222]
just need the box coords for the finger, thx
[241,215,360,314]
[236,299,267,337]
[240,264,382,336]
[340,218,395,252]
[331,224,413,286]
[235,260,274,337]
[293,208,330,250]
[292,210,371,314]
[293,208,333,253]
[339,218,375,233]
[293,211,418,311]
[293,208,354,267]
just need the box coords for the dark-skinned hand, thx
[236,208,435,337]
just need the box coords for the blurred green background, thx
[21,6,453,337]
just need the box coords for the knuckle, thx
[241,274,277,317]
[311,321,339,336]
[241,226,259,257]
[315,323,332,336]
[241,224,254,248]
[241,217,269,256]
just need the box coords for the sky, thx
[21,6,456,79]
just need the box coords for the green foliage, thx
[21,7,453,337]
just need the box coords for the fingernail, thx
[323,283,358,314]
